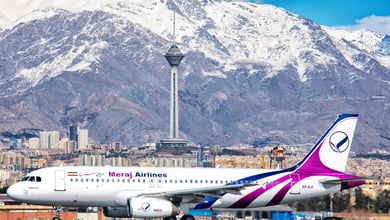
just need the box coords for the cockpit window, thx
[21,176,41,182]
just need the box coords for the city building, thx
[28,137,40,149]
[39,131,60,149]
[143,154,197,168]
[77,128,88,150]
[69,124,78,141]
[111,142,121,152]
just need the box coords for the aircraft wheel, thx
[163,216,177,220]
[52,217,61,220]
[182,214,195,220]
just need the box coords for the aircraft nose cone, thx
[7,184,23,201]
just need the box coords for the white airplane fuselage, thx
[7,114,365,220]
[9,166,345,208]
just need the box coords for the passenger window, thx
[86,178,89,182]
[75,178,78,182]
[81,178,84,182]
[70,178,73,182]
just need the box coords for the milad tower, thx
[160,12,188,148]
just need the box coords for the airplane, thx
[7,114,365,220]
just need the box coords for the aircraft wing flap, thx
[138,183,254,199]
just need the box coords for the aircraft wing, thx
[138,183,255,200]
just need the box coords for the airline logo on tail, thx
[329,131,349,153]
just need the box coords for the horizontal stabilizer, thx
[321,177,366,185]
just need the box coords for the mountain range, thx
[0,0,389,152]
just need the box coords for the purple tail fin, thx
[295,114,358,173]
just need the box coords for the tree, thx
[354,187,373,211]
[374,189,390,213]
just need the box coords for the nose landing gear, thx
[52,206,62,220]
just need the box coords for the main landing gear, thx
[52,206,62,220]
[181,214,196,220]
[163,214,195,220]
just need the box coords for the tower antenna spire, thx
[173,10,176,45]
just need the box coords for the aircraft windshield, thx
[21,176,41,182]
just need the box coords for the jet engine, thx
[103,197,178,218]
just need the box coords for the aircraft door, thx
[289,173,300,194]
[55,170,66,191]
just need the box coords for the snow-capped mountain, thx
[0,0,389,151]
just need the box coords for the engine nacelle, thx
[103,197,178,218]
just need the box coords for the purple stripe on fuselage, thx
[229,169,363,208]
[266,171,364,206]
[266,180,292,206]
[229,174,291,208]
[194,196,219,209]
[230,141,329,208]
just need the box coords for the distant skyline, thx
[255,0,390,35]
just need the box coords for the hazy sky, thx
[258,0,390,35]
